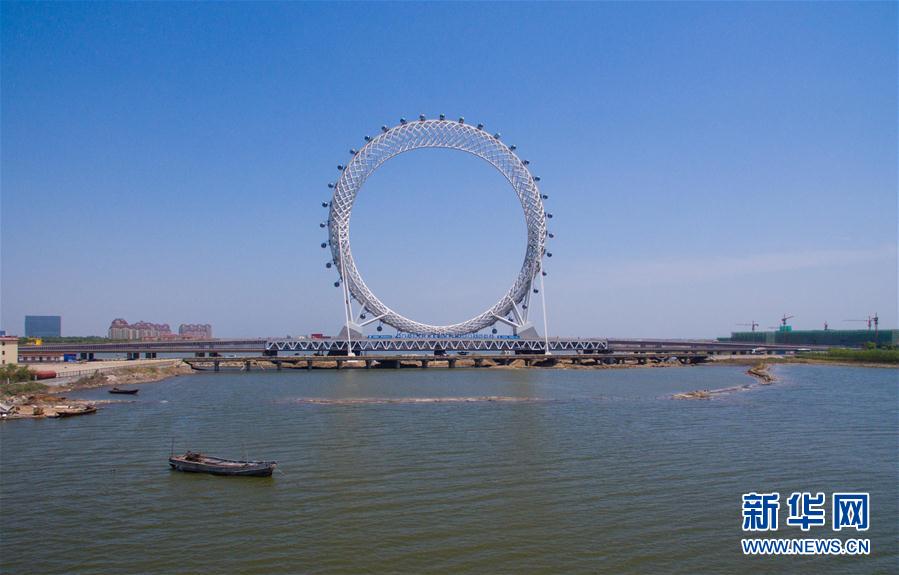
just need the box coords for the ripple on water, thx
[1,365,896,574]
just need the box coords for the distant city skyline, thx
[2,2,896,338]
[108,318,212,340]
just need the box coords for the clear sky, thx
[2,2,896,339]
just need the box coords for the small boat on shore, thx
[168,451,277,477]
[108,387,139,395]
[54,405,98,417]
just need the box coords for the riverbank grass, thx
[1,381,49,398]
[1,364,35,384]
[799,348,899,364]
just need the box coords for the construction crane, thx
[845,315,873,330]
[737,321,759,332]
[823,321,829,331]
[780,314,794,329]
[844,313,879,340]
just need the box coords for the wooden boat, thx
[108,387,139,395]
[168,452,277,477]
[54,405,98,417]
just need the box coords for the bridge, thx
[19,339,266,360]
[183,351,713,371]
[18,336,822,361]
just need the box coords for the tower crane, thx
[844,313,879,341]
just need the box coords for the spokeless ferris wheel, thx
[320,115,553,344]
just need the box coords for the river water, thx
[1,364,896,573]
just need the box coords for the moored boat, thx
[109,387,139,395]
[54,405,98,417]
[168,452,277,477]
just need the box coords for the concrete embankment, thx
[34,359,188,387]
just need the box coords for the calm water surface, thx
[1,364,896,573]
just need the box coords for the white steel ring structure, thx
[327,118,547,336]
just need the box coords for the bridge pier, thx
[275,361,282,371]
[244,361,251,371]
[448,358,456,368]
[421,360,429,369]
[214,360,220,372]
[365,359,373,369]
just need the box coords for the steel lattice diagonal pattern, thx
[327,119,547,336]
[267,338,608,354]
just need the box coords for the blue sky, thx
[2,2,896,338]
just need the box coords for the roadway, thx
[18,336,824,358]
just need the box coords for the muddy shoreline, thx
[3,356,891,418]
[746,363,776,383]
[709,356,897,369]
[673,362,775,400]
[1,362,192,420]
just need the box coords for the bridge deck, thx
[18,337,825,356]
[184,352,713,369]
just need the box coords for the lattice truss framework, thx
[267,338,608,353]
[327,119,548,336]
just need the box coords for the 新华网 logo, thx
[740,491,870,556]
